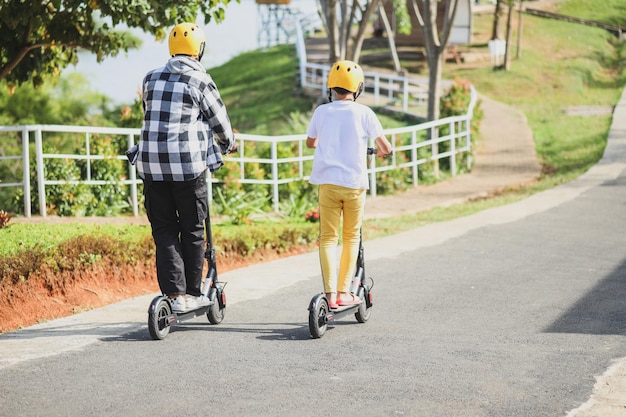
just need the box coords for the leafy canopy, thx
[0,0,237,87]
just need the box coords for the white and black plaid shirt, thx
[138,55,234,181]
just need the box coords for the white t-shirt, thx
[307,100,384,189]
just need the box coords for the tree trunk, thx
[427,50,443,122]
[318,0,383,64]
[516,0,523,59]
[350,0,382,63]
[420,0,441,121]
[503,2,513,70]
[369,1,401,72]
[327,0,341,62]
[491,0,505,40]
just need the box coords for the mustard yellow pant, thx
[317,184,366,294]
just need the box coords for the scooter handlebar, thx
[367,147,393,158]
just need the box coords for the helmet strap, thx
[328,88,333,103]
[353,82,364,101]
[198,42,205,61]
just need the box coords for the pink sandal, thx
[337,294,361,306]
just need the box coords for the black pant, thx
[143,174,208,297]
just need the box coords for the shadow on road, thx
[544,257,626,336]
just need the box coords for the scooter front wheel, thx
[309,298,329,339]
[148,297,172,340]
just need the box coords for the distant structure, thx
[377,0,473,63]
[256,0,294,48]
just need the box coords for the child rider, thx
[306,60,393,309]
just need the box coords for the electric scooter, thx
[147,213,227,340]
[307,229,374,339]
[307,147,387,339]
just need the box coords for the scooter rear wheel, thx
[309,298,329,339]
[148,298,172,340]
[355,286,372,323]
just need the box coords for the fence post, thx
[35,128,46,217]
[85,132,91,181]
[403,78,409,113]
[21,128,31,217]
[374,74,380,106]
[411,131,418,186]
[271,140,280,212]
[431,126,439,179]
[294,19,307,89]
[450,120,457,176]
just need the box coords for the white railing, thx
[0,15,477,218]
[0,87,476,217]
[0,125,140,217]
[293,18,450,113]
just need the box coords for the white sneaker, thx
[195,295,211,307]
[186,296,210,310]
[171,297,186,313]
[185,295,198,311]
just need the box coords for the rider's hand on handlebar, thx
[376,148,393,159]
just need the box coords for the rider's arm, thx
[374,135,393,158]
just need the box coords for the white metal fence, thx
[0,90,476,218]
[0,16,477,218]
[293,18,451,113]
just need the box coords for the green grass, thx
[1,0,625,266]
[449,9,624,185]
[210,45,315,134]
[0,223,150,257]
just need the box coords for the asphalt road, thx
[1,93,625,417]
[1,148,625,417]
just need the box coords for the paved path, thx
[1,88,624,417]
[364,94,541,219]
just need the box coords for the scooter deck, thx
[169,302,214,323]
[327,300,364,321]
[330,301,364,312]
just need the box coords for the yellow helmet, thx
[168,23,206,58]
[327,60,364,93]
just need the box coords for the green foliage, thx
[279,181,319,219]
[558,0,626,27]
[0,73,112,126]
[214,221,319,256]
[0,227,154,288]
[80,135,130,216]
[41,156,96,217]
[210,45,313,134]
[392,0,412,36]
[0,0,239,87]
[111,96,144,129]
[0,219,319,292]
[14,136,134,217]
[450,6,625,180]
[213,187,270,225]
[437,76,483,174]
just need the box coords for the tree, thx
[409,0,460,121]
[0,0,237,88]
[491,0,505,40]
[502,0,516,70]
[316,0,413,65]
[317,0,381,63]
